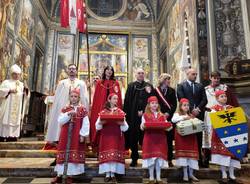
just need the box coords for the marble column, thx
[206,0,218,72]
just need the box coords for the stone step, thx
[0,141,46,150]
[0,158,250,179]
[0,177,234,184]
[0,150,97,158]
[0,149,142,159]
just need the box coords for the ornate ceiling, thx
[40,0,157,22]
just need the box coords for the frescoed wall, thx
[0,0,48,91]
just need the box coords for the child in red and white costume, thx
[52,88,90,184]
[209,90,240,182]
[172,98,199,182]
[141,96,172,184]
[95,93,128,183]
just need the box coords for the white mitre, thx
[10,64,22,74]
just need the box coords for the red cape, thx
[90,80,122,143]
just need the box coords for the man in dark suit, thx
[123,68,154,167]
[154,73,177,166]
[177,68,208,167]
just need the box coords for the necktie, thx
[163,88,167,96]
[191,82,195,95]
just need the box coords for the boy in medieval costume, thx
[209,90,241,183]
[51,88,90,184]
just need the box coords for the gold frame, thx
[77,31,131,81]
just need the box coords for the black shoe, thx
[198,160,207,168]
[168,161,174,167]
[104,177,111,182]
[130,160,138,167]
[50,159,57,166]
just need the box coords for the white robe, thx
[95,116,128,174]
[140,113,169,169]
[54,107,90,176]
[0,79,27,138]
[171,113,199,170]
[45,78,89,142]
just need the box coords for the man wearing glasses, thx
[44,64,89,151]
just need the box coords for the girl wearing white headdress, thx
[0,64,28,141]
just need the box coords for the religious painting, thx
[19,0,35,47]
[0,33,13,82]
[13,42,32,87]
[167,0,181,54]
[159,25,167,49]
[0,0,15,49]
[6,0,17,31]
[56,33,75,85]
[132,37,151,81]
[78,33,128,99]
[121,0,151,21]
[36,18,46,46]
[79,34,128,76]
[168,46,182,88]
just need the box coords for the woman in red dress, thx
[90,65,122,144]
[95,93,128,183]
[172,98,199,182]
[140,96,172,184]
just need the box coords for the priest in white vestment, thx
[0,64,28,141]
[45,64,89,143]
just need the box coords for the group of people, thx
[0,63,241,184]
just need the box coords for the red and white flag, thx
[60,0,69,27]
[60,0,87,34]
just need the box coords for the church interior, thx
[1,0,250,183]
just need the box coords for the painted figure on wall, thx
[123,0,150,21]
[19,0,35,47]
[132,37,150,81]
[0,34,13,82]
[6,0,16,31]
[56,34,75,85]
[0,0,15,48]
[36,18,46,45]
[14,43,31,86]
[167,0,181,53]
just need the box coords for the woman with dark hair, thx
[90,65,122,144]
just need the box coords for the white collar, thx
[187,80,194,85]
